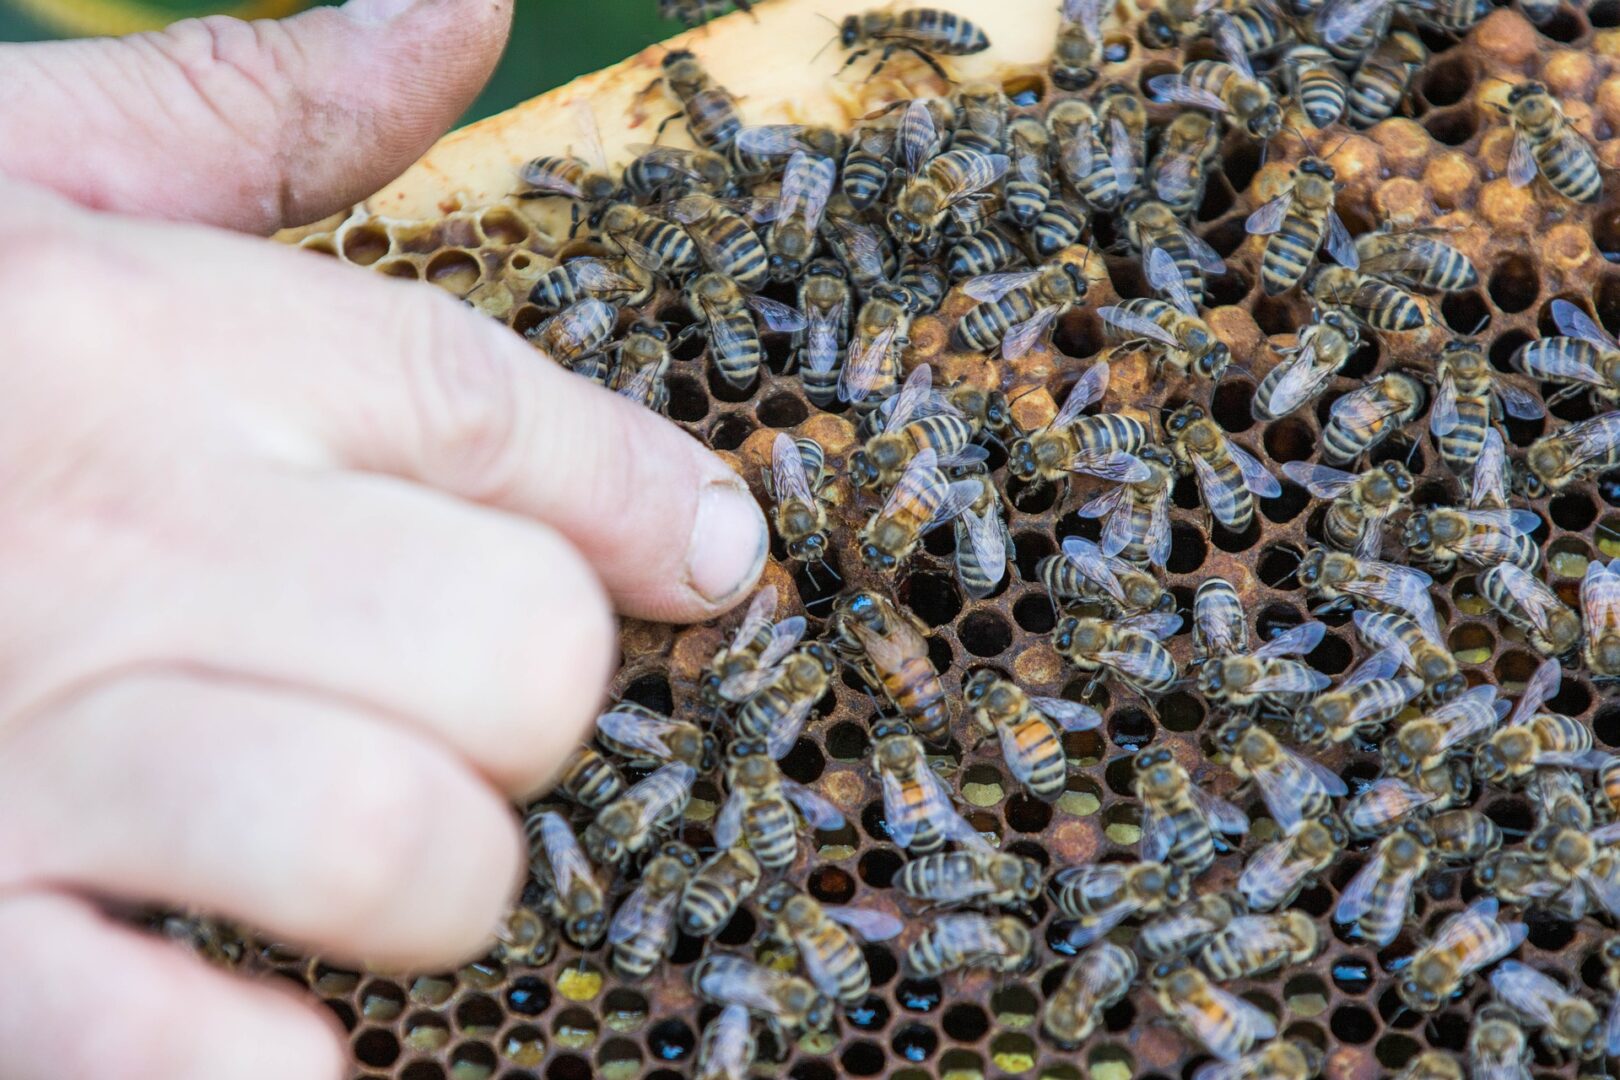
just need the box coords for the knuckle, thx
[307,751,442,927]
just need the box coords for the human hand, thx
[0,3,767,1075]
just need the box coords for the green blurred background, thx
[0,0,681,124]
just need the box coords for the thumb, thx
[0,0,510,233]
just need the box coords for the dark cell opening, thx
[666,375,710,422]
[1014,593,1057,633]
[1422,106,1477,147]
[1330,1004,1377,1044]
[960,610,1014,656]
[622,674,674,715]
[808,865,856,904]
[1264,417,1316,463]
[708,414,755,452]
[858,846,903,888]
[647,1021,696,1062]
[1212,378,1257,433]
[756,392,807,428]
[1421,54,1473,105]
[778,738,824,783]
[1488,253,1540,314]
[943,1003,990,1041]
[1167,524,1208,573]
[1440,290,1490,335]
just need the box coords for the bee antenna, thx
[810,16,842,63]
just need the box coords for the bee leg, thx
[835,47,873,77]
[902,46,953,85]
[654,111,683,141]
[1543,383,1588,408]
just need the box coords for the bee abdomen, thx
[745,798,799,869]
[1436,395,1492,475]
[1536,137,1603,203]
[1261,213,1325,295]
[900,7,991,52]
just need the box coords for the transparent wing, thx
[696,955,781,1013]
[1281,461,1358,498]
[518,157,587,198]
[1182,226,1228,275]
[1551,297,1620,350]
[1228,441,1282,497]
[1099,305,1182,348]
[1508,654,1561,728]
[1507,131,1539,188]
[1052,361,1113,429]
[747,294,808,333]
[597,709,677,760]
[609,881,677,945]
[1191,785,1250,835]
[1472,427,1509,508]
[1430,898,1525,970]
[1325,211,1360,269]
[1147,489,1173,567]
[758,618,809,671]
[1245,192,1293,236]
[772,433,815,506]
[1061,128,1095,180]
[839,322,900,404]
[1146,245,1198,315]
[1517,340,1605,385]
[1064,0,1106,35]
[1061,536,1129,605]
[1210,11,1255,78]
[824,905,904,941]
[805,302,846,375]
[714,791,744,849]
[1344,777,1432,833]
[1488,564,1566,640]
[1145,75,1231,114]
[1263,346,1334,419]
[1495,379,1545,420]
[884,363,943,432]
[784,779,846,830]
[822,216,890,282]
[1252,744,1344,833]
[778,151,832,229]
[900,99,939,174]
[961,270,1044,303]
[1068,449,1151,482]
[571,258,641,292]
[1154,153,1196,206]
[1002,306,1062,360]
[1430,371,1460,436]
[1254,620,1327,660]
[1238,838,1301,910]
[960,508,1010,592]
[1097,640,1172,682]
[1030,696,1104,732]
[1583,559,1620,637]
[939,151,1012,205]
[702,1006,752,1080]
[626,764,697,834]
[1318,0,1392,45]
[1342,648,1406,688]
[540,812,593,897]
[1077,484,1128,520]
[1107,118,1137,194]
[734,124,809,157]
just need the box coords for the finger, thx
[0,890,345,1080]
[0,0,511,233]
[0,671,523,970]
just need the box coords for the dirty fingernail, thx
[687,480,768,606]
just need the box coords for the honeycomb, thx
[258,0,1620,1077]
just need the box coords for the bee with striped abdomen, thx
[951,80,1010,157]
[757,883,903,1006]
[517,105,619,229]
[1239,812,1348,911]
[662,193,771,291]
[1145,19,1283,140]
[1398,898,1528,1012]
[597,202,699,277]
[1074,444,1177,568]
[906,912,1033,976]
[528,298,618,377]
[1192,1039,1322,1080]
[717,736,844,872]
[1381,685,1508,777]
[963,670,1103,801]
[839,283,914,408]
[1052,859,1187,944]
[1293,648,1423,747]
[622,144,732,201]
[1334,821,1434,946]
[848,364,984,492]
[1149,114,1223,219]
[1101,283,1233,383]
[1284,460,1414,559]
[1191,577,1245,665]
[857,446,983,575]
[657,0,749,27]
[730,124,845,181]
[1134,745,1249,874]
[1318,371,1427,464]
[1050,0,1107,90]
[1300,550,1440,632]
[492,904,557,967]
[527,810,608,946]
[1583,558,1620,678]
[1041,535,1175,617]
[528,253,655,311]
[1097,85,1148,202]
[583,761,696,866]
[1354,227,1479,294]
[870,718,980,853]
[1480,563,1583,657]
[952,462,1014,599]
[553,744,626,811]
[1247,157,1359,296]
[1140,0,1217,47]
[1166,403,1281,532]
[887,147,1009,249]
[1198,911,1319,981]
[1033,197,1091,257]
[1398,1051,1464,1080]
[595,702,717,772]
[695,1005,753,1080]
[1431,339,1545,477]
[947,225,1027,280]
[1006,363,1153,495]
[837,7,991,81]
[894,831,1042,908]
[898,249,949,314]
[829,589,953,744]
[1429,808,1504,862]
[767,433,835,572]
[1151,959,1279,1062]
[1346,32,1426,128]
[1499,80,1603,204]
[700,585,804,709]
[1517,298,1620,409]
[1518,411,1620,497]
[1217,715,1347,833]
[1199,621,1334,725]
[796,258,851,406]
[693,954,835,1035]
[1354,608,1467,702]
[652,50,743,151]
[1310,0,1398,68]
[1138,894,1239,960]
[679,847,762,938]
[1401,506,1543,574]
[1002,118,1053,229]
[1311,266,1426,333]
[683,272,807,390]
[723,641,839,753]
[765,151,835,282]
[1282,44,1348,129]
[957,261,1090,359]
[1048,99,1125,212]
[1054,611,1183,697]
[1125,198,1227,308]
[609,841,699,978]
[607,319,675,412]
[1042,943,1138,1047]
[1476,657,1597,784]
[1252,308,1360,422]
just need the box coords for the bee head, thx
[887,209,926,245]
[768,251,804,281]
[1140,10,1181,49]
[861,542,898,572]
[1196,344,1231,379]
[789,532,828,562]
[848,449,882,489]
[963,669,997,705]
[803,641,837,674]
[1249,104,1284,140]
[838,15,861,46]
[1008,438,1038,480]
[1051,64,1097,92]
[1508,80,1546,104]
[1381,460,1414,492]
[1061,262,1089,296]
[1300,157,1335,180]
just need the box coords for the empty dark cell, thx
[401,1064,447,1080]
[1211,516,1261,554]
[663,372,710,423]
[1551,490,1599,531]
[1252,295,1300,337]
[1014,593,1057,633]
[1172,472,1202,510]
[1340,335,1380,380]
[1197,178,1235,222]
[1104,753,1137,795]
[456,994,502,1031]
[864,944,899,987]
[1258,544,1304,589]
[1055,309,1105,359]
[859,847,903,888]
[1007,838,1049,869]
[1422,105,1478,147]
[1102,997,1136,1032]
[648,1021,696,1062]
[1421,54,1473,105]
[896,977,944,1013]
[1440,290,1490,335]
[546,1055,590,1080]
[1584,952,1610,989]
[942,1003,991,1041]
[1331,1004,1377,1044]
[1106,255,1150,300]
[762,333,794,375]
[959,610,1013,656]
[1597,274,1620,339]
[716,908,756,946]
[353,1029,400,1068]
[1167,524,1208,573]
[1261,482,1311,524]
[1548,677,1592,717]
[1212,378,1257,433]
[1527,916,1576,951]
[1484,797,1534,839]
[778,739,824,784]
[755,392,806,428]
[705,362,757,403]
[923,522,957,557]
[1594,0,1620,24]
[323,999,357,1031]
[828,721,872,760]
[706,412,752,450]
[1008,477,1058,515]
[506,977,550,1016]
[892,1024,939,1063]
[1204,267,1250,306]
[1055,512,1102,544]
[1489,254,1540,314]
[1006,793,1054,833]
[790,1062,836,1080]
[1306,633,1351,674]
[1221,140,1262,193]
[1109,708,1155,751]
[928,635,954,675]
[847,995,891,1031]
[1502,409,1547,447]
[1263,417,1315,464]
[1014,531,1056,581]
[862,801,894,843]
[1539,4,1585,39]
[1426,1010,1470,1052]
[1602,470,1620,506]
[1046,919,1082,957]
[808,865,856,905]
[1160,691,1204,732]
[1596,704,1620,746]
[1488,329,1533,376]
[1374,1033,1421,1070]
[1550,384,1597,422]
[1204,219,1248,260]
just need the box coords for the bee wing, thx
[730,586,779,652]
[539,811,593,897]
[1052,361,1112,429]
[960,507,1010,593]
[1099,305,1182,348]
[1182,984,1276,1062]
[572,258,641,292]
[778,151,832,227]
[961,270,1044,303]
[597,709,677,760]
[700,295,756,363]
[1433,898,1526,971]
[1506,653,1561,727]
[998,718,1056,792]
[1551,297,1620,350]
[822,216,890,282]
[1030,696,1104,732]
[703,1006,753,1080]
[1077,484,1128,521]
[1245,192,1294,237]
[1608,993,1620,1060]
[1145,75,1231,115]
[899,100,939,174]
[1190,453,1249,530]
[1002,305,1063,360]
[1238,837,1300,910]
[1139,803,1176,863]
[1493,378,1545,421]
[1471,428,1509,509]
[1154,153,1196,206]
[1122,611,1184,641]
[1146,245,1198,316]
[713,792,746,851]
[805,303,846,375]
[1324,211,1360,270]
[1490,564,1566,642]
[1569,412,1620,462]
[608,880,678,945]
[630,763,698,832]
[1248,745,1336,833]
[735,124,805,157]
[1107,118,1138,194]
[772,433,815,507]
[942,152,1012,206]
[1580,863,1620,919]
[783,779,846,830]
[1517,340,1606,385]
[1209,11,1256,77]
[1060,536,1129,605]
[882,364,938,433]
[697,955,781,1013]
[1061,127,1095,180]
[1192,786,1250,836]
[1064,0,1106,36]
[1317,0,1391,45]
[1253,620,1328,661]
[1180,226,1228,275]
[1280,461,1357,498]
[1261,345,1334,419]
[1583,558,1620,632]
[1430,371,1460,436]
[1067,449,1151,483]
[1345,777,1433,835]
[759,618,810,672]
[718,663,781,703]
[1507,130,1539,188]
[839,322,900,404]
[822,905,905,942]
[1146,489,1173,568]
[1352,608,1412,664]
[747,295,808,333]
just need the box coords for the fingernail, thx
[687,479,768,606]
[341,0,422,24]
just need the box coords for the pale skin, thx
[0,0,769,1074]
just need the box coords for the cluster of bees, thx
[482,0,1620,1077]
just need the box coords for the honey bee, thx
[836,6,991,81]
[1517,412,1620,497]
[492,904,557,967]
[700,585,806,709]
[821,200,899,297]
[857,446,984,574]
[887,148,1009,249]
[518,105,620,227]
[1343,776,1442,838]
[528,298,618,375]
[1397,898,1528,1012]
[1334,822,1434,946]
[1381,685,1509,777]
[1468,1008,1533,1080]
[1050,0,1107,91]
[1150,958,1279,1062]
[679,847,763,938]
[595,702,718,772]
[1604,938,1620,1057]
[848,364,984,492]
[610,320,674,413]
[1246,157,1359,296]
[1199,911,1319,981]
[1397,1051,1464,1080]
[1166,404,1280,532]
[1139,0,1217,47]
[1353,227,1479,294]
[583,761,696,866]
[597,202,700,276]
[1294,648,1423,747]
[695,1005,754,1080]
[1321,371,1429,465]
[1041,943,1138,1047]
[763,152,835,283]
[1402,506,1543,575]
[1286,461,1412,559]
[1430,340,1546,477]
[1525,823,1620,919]
[894,831,1043,908]
[723,642,840,755]
[1476,656,1599,784]
[1474,848,1573,915]
[1583,559,1620,678]
[1311,266,1426,333]
[766,433,835,572]
[1527,766,1590,831]
[757,884,903,1005]
[1429,808,1504,862]
[1190,577,1245,664]
[829,589,952,743]
[870,717,981,853]
[1199,620,1333,723]
[1053,611,1183,696]
[1135,745,1250,874]
[963,671,1103,801]
[1219,715,1348,833]
[1346,31,1427,129]
[1033,198,1091,258]
[1152,114,1223,221]
[957,262,1091,359]
[1097,85,1148,202]
[796,259,851,406]
[905,912,1033,976]
[1139,894,1239,960]
[839,283,915,407]
[1041,535,1175,617]
[1145,20,1283,140]
[1239,812,1348,910]
[1499,81,1603,204]
[1075,444,1177,568]
[1310,0,1397,66]
[950,80,1009,157]
[730,124,846,180]
[952,464,1014,599]
[1192,1039,1323,1080]
[898,250,950,314]
[1472,427,1513,511]
[1007,363,1153,495]
[529,253,655,311]
[947,225,1027,281]
[652,50,743,151]
[717,737,845,872]
[1353,608,1467,702]
[1048,99,1127,212]
[1126,199,1227,308]
[1252,307,1360,423]
[663,194,772,291]
[692,953,836,1035]
[1282,44,1348,129]
[1103,287,1233,384]
[609,841,699,978]
[683,271,807,389]
[1517,298,1620,412]
[553,744,627,810]
[1001,117,1053,229]
[622,144,733,201]
[1051,859,1188,944]
[1480,562,1583,657]
[526,810,608,946]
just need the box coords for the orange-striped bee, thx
[1239,812,1348,911]
[963,671,1103,801]
[1150,959,1279,1062]
[1342,776,1439,838]
[858,447,988,574]
[1583,558,1620,678]
[1216,717,1347,834]
[757,884,903,1006]
[871,718,981,854]
[1396,898,1528,1012]
[829,589,953,744]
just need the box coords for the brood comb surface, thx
[258,1,1620,1078]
